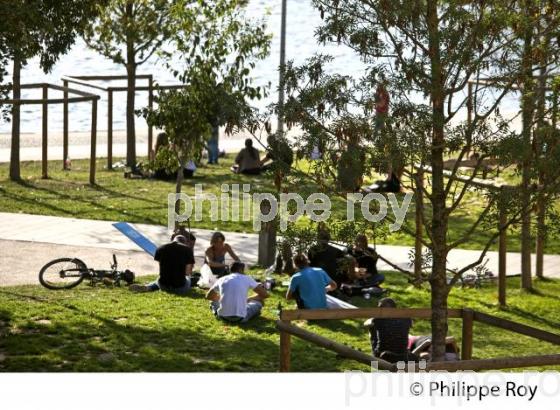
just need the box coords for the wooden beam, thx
[473,311,560,345]
[498,205,507,306]
[1,96,97,105]
[414,164,512,191]
[148,76,154,160]
[414,172,424,279]
[276,320,395,371]
[63,80,69,170]
[280,307,463,321]
[42,85,48,179]
[89,99,97,185]
[107,89,113,170]
[423,354,560,372]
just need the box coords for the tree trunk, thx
[175,156,185,222]
[520,0,535,290]
[125,2,137,168]
[9,56,21,181]
[535,14,549,279]
[427,0,449,362]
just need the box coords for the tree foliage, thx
[84,0,175,167]
[274,0,560,360]
[0,0,105,178]
[142,0,271,205]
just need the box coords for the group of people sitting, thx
[129,228,456,362]
[307,231,385,296]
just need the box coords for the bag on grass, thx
[198,264,218,289]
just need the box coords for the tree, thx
[276,0,560,361]
[84,0,174,168]
[0,0,103,180]
[143,0,270,215]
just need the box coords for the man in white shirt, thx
[205,262,268,323]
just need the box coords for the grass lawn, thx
[1,156,560,253]
[0,270,559,372]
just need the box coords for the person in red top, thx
[375,83,390,118]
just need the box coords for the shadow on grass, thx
[0,287,362,372]
[503,306,560,330]
[13,179,162,225]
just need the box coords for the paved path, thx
[1,212,559,286]
[0,129,260,163]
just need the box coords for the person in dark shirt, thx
[130,234,195,295]
[347,234,385,286]
[308,231,346,286]
[366,298,415,362]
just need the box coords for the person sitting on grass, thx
[153,132,197,180]
[365,297,416,363]
[347,234,385,287]
[231,138,266,175]
[308,230,347,287]
[205,261,268,323]
[205,231,240,278]
[130,234,195,295]
[286,253,344,309]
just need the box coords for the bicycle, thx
[38,254,135,290]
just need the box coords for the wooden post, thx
[148,76,154,160]
[42,84,48,179]
[536,196,545,279]
[498,197,507,307]
[63,80,69,170]
[461,308,474,360]
[279,321,291,372]
[414,172,424,280]
[107,89,113,170]
[89,98,98,185]
[258,198,277,268]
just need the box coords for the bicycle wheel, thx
[39,258,88,290]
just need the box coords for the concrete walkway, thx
[0,129,256,163]
[1,212,559,286]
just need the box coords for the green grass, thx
[1,156,560,253]
[0,270,559,372]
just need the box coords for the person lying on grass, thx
[286,253,350,309]
[129,233,195,295]
[205,261,269,323]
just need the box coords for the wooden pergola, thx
[1,82,100,184]
[61,74,187,170]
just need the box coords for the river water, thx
[0,0,519,136]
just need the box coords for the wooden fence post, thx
[461,308,474,360]
[63,80,69,170]
[279,321,291,372]
[414,172,424,280]
[42,84,48,179]
[107,89,113,170]
[498,196,507,307]
[148,76,154,160]
[89,98,98,185]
